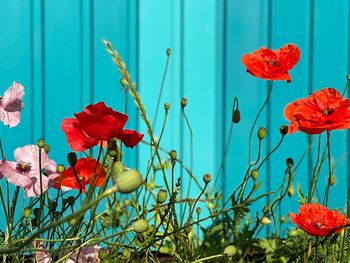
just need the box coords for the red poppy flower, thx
[53,158,106,192]
[61,102,143,151]
[242,44,300,82]
[284,88,350,134]
[289,203,348,237]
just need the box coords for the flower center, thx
[16,161,32,173]
[78,175,84,181]
[313,221,323,229]
[269,60,279,67]
[323,109,334,115]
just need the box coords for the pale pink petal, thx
[24,175,51,197]
[0,109,20,128]
[33,241,52,263]
[2,82,24,110]
[0,160,33,188]
[69,245,101,263]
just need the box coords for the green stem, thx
[323,131,332,206]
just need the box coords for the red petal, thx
[118,129,144,148]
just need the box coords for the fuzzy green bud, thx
[328,174,336,186]
[68,218,76,227]
[258,127,266,140]
[57,164,65,173]
[48,201,57,213]
[164,102,170,111]
[169,150,177,161]
[280,125,288,136]
[102,216,111,228]
[157,189,168,204]
[98,248,110,260]
[23,207,31,218]
[287,184,295,197]
[181,98,187,108]
[196,207,202,214]
[37,138,45,148]
[286,158,294,169]
[261,216,271,225]
[108,150,117,157]
[43,144,50,154]
[232,109,241,123]
[166,48,171,56]
[280,216,287,223]
[115,169,143,193]
[224,245,237,257]
[120,78,128,87]
[67,152,77,166]
[133,219,149,234]
[203,174,212,184]
[347,74,350,80]
[251,169,259,180]
[123,199,131,207]
[33,208,41,218]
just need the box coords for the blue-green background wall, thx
[1,0,350,232]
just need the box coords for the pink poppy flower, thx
[33,241,52,263]
[67,245,101,263]
[0,82,24,127]
[0,145,59,197]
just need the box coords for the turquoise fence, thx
[1,0,350,231]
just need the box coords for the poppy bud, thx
[203,174,212,184]
[224,245,237,257]
[67,152,77,166]
[102,216,111,227]
[196,207,202,214]
[164,103,170,111]
[68,218,76,227]
[347,74,350,81]
[109,150,117,157]
[57,164,65,173]
[286,158,294,169]
[123,199,131,207]
[261,216,271,225]
[149,181,155,189]
[48,201,57,213]
[279,125,288,136]
[43,144,50,154]
[169,150,177,161]
[157,189,168,204]
[23,207,31,218]
[166,48,171,56]
[258,127,266,140]
[133,219,149,233]
[250,169,259,180]
[279,257,287,263]
[287,184,295,197]
[232,109,241,123]
[289,229,299,236]
[98,248,110,260]
[122,248,131,258]
[120,78,128,87]
[181,98,187,108]
[280,216,287,223]
[208,201,214,209]
[67,196,75,206]
[328,174,336,186]
[37,138,45,148]
[115,169,143,193]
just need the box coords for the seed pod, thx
[67,152,77,166]
[68,218,76,227]
[287,184,295,197]
[43,144,50,154]
[258,127,266,140]
[328,174,336,186]
[23,208,31,218]
[37,138,45,148]
[169,150,177,161]
[232,109,241,123]
[133,219,149,233]
[157,189,168,204]
[196,207,202,214]
[224,245,237,257]
[164,103,170,111]
[181,98,187,108]
[203,174,212,184]
[166,48,171,56]
[115,169,143,193]
[280,125,288,136]
[57,164,65,173]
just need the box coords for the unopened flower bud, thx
[67,196,75,206]
[166,48,171,56]
[23,207,31,218]
[286,158,294,169]
[224,245,237,257]
[261,216,271,225]
[157,189,168,204]
[122,248,131,258]
[251,169,259,180]
[133,219,149,233]
[280,125,288,136]
[67,152,77,166]
[328,174,336,186]
[43,144,50,153]
[33,208,41,218]
[203,174,212,184]
[258,127,266,140]
[123,199,131,206]
[37,138,45,148]
[109,150,117,157]
[196,207,202,214]
[102,216,111,227]
[164,103,170,111]
[48,201,57,213]
[232,109,241,123]
[115,169,143,193]
[280,216,287,223]
[347,74,350,80]
[181,98,187,108]
[169,150,177,161]
[120,78,128,87]
[98,248,110,260]
[68,218,76,227]
[287,184,295,197]
[57,164,65,173]
[208,202,214,209]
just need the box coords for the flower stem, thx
[323,131,332,206]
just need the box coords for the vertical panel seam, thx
[30,0,34,143]
[41,0,46,139]
[90,0,94,103]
